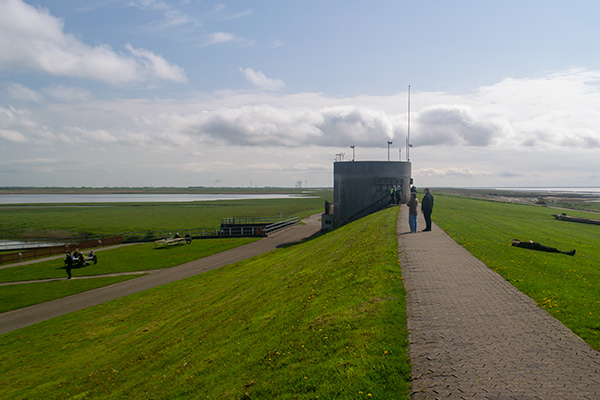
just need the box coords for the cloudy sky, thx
[1,0,600,188]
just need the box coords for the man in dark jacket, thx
[421,188,434,231]
[511,239,575,256]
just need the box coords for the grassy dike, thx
[0,238,259,313]
[433,193,600,351]
[0,207,410,399]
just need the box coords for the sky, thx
[1,0,600,189]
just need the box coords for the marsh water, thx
[0,193,303,205]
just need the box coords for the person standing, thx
[421,188,434,231]
[407,192,419,233]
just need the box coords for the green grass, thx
[0,238,258,313]
[0,276,143,313]
[0,206,409,399]
[0,191,332,239]
[0,239,259,283]
[433,193,600,350]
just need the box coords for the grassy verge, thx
[0,207,409,399]
[0,276,143,313]
[0,238,258,313]
[433,193,600,350]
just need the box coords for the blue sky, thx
[1,0,600,188]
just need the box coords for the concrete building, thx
[322,161,412,231]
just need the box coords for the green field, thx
[0,238,258,313]
[433,193,600,350]
[0,189,332,239]
[0,207,410,400]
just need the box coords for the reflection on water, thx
[0,240,66,251]
[0,193,302,205]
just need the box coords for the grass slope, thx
[0,207,409,399]
[433,193,600,350]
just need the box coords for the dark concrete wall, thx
[333,161,411,228]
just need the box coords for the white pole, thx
[407,84,411,162]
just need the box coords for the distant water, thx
[0,239,66,251]
[495,187,600,195]
[0,193,302,205]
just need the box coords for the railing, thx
[0,217,302,265]
[264,217,300,234]
[339,193,391,227]
[216,225,266,237]
[221,216,286,226]
[217,217,300,237]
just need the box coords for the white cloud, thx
[413,104,505,147]
[415,166,495,178]
[6,68,600,153]
[125,44,187,83]
[43,86,94,102]
[129,0,200,32]
[6,83,43,102]
[239,68,285,91]
[0,129,28,143]
[2,68,600,187]
[0,0,187,84]
[203,32,253,46]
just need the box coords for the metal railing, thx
[0,217,302,264]
[221,216,287,226]
[264,217,300,234]
[340,193,390,227]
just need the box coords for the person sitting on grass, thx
[511,239,575,256]
[72,249,82,267]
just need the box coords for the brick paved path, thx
[397,206,600,399]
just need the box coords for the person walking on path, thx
[406,192,419,233]
[421,187,434,231]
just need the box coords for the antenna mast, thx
[407,84,411,162]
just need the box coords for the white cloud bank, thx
[1,28,600,188]
[0,0,187,84]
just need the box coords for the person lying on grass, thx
[511,239,576,256]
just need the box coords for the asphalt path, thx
[0,214,322,335]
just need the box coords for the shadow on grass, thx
[275,230,326,249]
